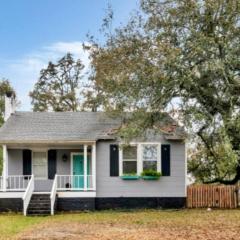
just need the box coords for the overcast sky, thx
[0,0,138,110]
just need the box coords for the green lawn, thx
[0,209,239,240]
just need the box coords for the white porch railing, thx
[7,175,32,191]
[22,175,34,216]
[57,175,94,191]
[50,174,58,215]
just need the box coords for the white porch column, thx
[92,143,96,191]
[119,147,123,176]
[2,145,8,191]
[83,144,87,191]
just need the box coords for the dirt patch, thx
[16,220,240,240]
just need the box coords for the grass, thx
[0,209,239,239]
[0,212,45,237]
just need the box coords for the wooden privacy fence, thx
[187,185,239,209]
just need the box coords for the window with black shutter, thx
[161,144,171,176]
[48,150,57,179]
[110,144,119,176]
[23,149,32,176]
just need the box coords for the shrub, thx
[141,169,161,178]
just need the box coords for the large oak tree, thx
[86,0,240,184]
[30,53,85,112]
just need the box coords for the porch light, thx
[62,154,68,162]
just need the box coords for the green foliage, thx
[0,79,15,125]
[141,170,161,178]
[85,0,240,184]
[30,53,85,112]
[188,137,238,183]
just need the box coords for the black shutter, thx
[110,144,119,176]
[48,150,57,180]
[23,150,32,175]
[161,144,171,176]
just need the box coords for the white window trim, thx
[140,143,161,173]
[32,150,48,180]
[119,142,161,176]
[119,143,138,176]
[120,144,138,175]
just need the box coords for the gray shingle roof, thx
[0,111,121,143]
[0,111,186,144]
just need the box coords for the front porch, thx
[0,174,96,193]
[0,143,96,215]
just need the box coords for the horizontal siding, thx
[7,148,76,191]
[96,140,186,197]
[7,138,186,197]
[8,149,23,175]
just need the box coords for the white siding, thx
[96,140,186,197]
[7,138,186,196]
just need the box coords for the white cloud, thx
[0,41,90,111]
[45,41,85,54]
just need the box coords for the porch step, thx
[27,209,51,215]
[31,195,51,200]
[29,200,51,204]
[28,204,50,210]
[27,194,51,216]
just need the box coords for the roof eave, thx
[164,135,186,140]
[0,139,97,145]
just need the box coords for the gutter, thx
[0,139,97,145]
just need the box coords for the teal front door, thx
[73,154,84,188]
[72,154,91,189]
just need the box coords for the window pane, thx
[123,161,137,174]
[123,146,137,160]
[143,161,157,171]
[142,145,157,161]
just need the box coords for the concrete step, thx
[27,209,51,215]
[30,199,50,202]
[27,213,50,217]
[31,196,50,200]
[30,197,50,201]
[28,202,50,207]
[28,205,51,210]
[27,194,51,216]
[29,202,50,206]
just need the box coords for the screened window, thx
[142,145,158,171]
[122,146,137,174]
[32,152,47,179]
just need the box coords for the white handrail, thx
[50,174,57,215]
[22,175,34,216]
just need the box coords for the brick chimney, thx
[4,91,16,121]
